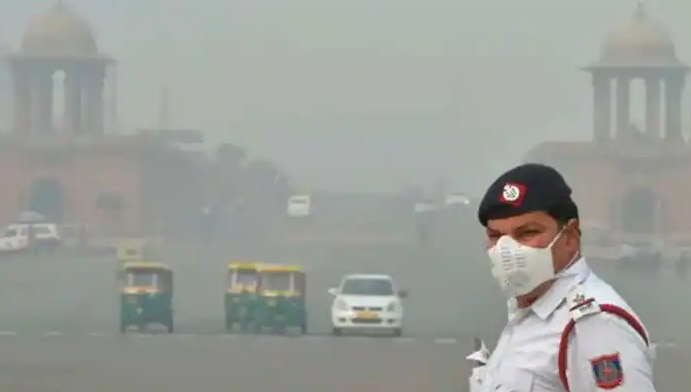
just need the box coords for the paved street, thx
[0,243,688,391]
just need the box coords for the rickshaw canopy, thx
[257,264,305,296]
[120,262,173,291]
[228,261,261,271]
[258,265,303,273]
[226,262,260,293]
[122,262,171,272]
[117,240,150,261]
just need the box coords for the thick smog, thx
[0,1,689,391]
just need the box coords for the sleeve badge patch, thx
[590,353,623,389]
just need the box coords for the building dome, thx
[599,4,677,66]
[20,1,97,57]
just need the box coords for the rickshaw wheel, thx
[300,322,307,334]
[119,322,127,334]
[165,317,174,333]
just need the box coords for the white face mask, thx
[487,229,564,297]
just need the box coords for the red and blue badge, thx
[590,353,623,389]
[498,182,526,207]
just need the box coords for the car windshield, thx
[341,278,394,296]
[4,228,18,238]
[127,271,158,287]
[260,272,292,291]
[33,226,51,235]
[233,270,258,286]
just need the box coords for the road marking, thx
[88,331,111,337]
[654,342,678,349]
[43,331,64,337]
[433,338,457,344]
[0,330,17,336]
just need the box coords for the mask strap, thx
[553,221,580,273]
[547,226,567,248]
[561,251,580,271]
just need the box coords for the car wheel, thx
[392,328,402,337]
[332,327,342,336]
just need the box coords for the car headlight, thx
[335,299,349,311]
[386,302,397,312]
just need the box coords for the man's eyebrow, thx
[514,222,546,231]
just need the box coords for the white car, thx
[0,223,61,253]
[287,194,311,218]
[329,274,407,336]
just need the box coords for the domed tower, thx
[6,0,115,136]
[583,2,688,143]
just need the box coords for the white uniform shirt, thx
[472,257,655,391]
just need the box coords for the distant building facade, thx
[0,43,9,133]
[0,2,203,235]
[526,5,691,244]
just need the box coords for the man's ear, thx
[567,219,581,245]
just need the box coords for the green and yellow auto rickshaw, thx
[224,261,260,332]
[117,240,146,263]
[253,264,307,334]
[119,262,174,333]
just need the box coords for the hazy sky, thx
[2,0,691,192]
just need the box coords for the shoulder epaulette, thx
[565,284,601,321]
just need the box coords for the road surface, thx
[0,243,688,391]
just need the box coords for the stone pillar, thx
[106,64,118,133]
[645,78,661,140]
[616,76,631,140]
[11,68,32,135]
[83,69,105,134]
[664,72,685,143]
[35,70,53,135]
[592,73,611,141]
[64,70,83,134]
[29,72,44,136]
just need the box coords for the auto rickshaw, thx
[117,240,147,262]
[119,262,174,333]
[224,262,260,332]
[253,264,307,334]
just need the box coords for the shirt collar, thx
[507,256,591,321]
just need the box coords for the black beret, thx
[477,163,577,226]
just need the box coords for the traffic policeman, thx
[471,163,655,391]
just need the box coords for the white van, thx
[287,195,311,218]
[0,223,61,252]
[444,193,471,206]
